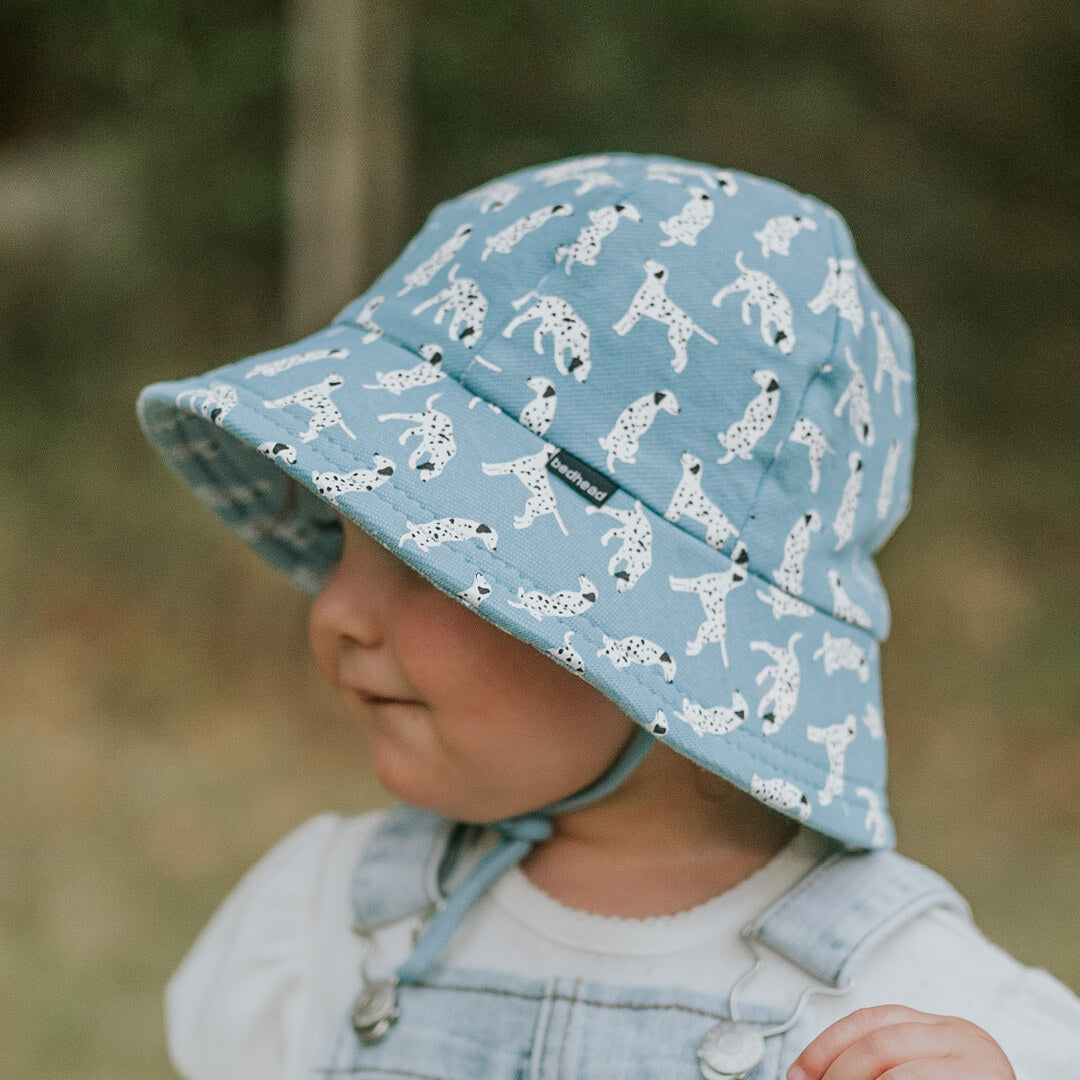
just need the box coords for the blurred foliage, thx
[1,1,1078,1077]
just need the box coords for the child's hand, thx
[786,1004,1016,1080]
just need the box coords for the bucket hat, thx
[138,152,916,850]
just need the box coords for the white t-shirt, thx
[166,812,1080,1080]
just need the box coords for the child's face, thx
[308,516,638,823]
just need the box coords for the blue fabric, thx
[138,152,917,849]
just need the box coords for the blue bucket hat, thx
[138,152,916,851]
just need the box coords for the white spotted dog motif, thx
[362,344,445,395]
[534,156,618,195]
[877,440,903,521]
[668,541,749,666]
[397,224,473,296]
[832,451,863,552]
[752,774,811,822]
[772,511,822,596]
[399,517,497,553]
[481,445,568,536]
[827,569,872,630]
[711,251,796,354]
[519,376,557,436]
[176,382,238,425]
[856,786,888,847]
[647,161,738,196]
[808,256,864,337]
[585,499,653,591]
[508,575,597,621]
[871,310,911,416]
[862,702,883,739]
[263,374,356,443]
[458,573,492,609]
[166,437,220,463]
[247,347,349,379]
[312,453,395,503]
[547,630,585,674]
[257,441,297,465]
[648,710,669,736]
[481,203,572,261]
[503,291,591,382]
[807,714,858,806]
[613,259,718,374]
[353,295,386,343]
[833,347,875,446]
[411,263,488,347]
[470,180,521,214]
[555,203,641,273]
[598,390,680,471]
[659,186,713,247]
[756,584,814,620]
[750,632,803,735]
[598,634,676,683]
[812,630,869,683]
[788,417,833,494]
[665,451,738,550]
[753,215,818,258]
[717,369,780,465]
[674,691,748,737]
[378,393,456,480]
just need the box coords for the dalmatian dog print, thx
[674,691,748,737]
[481,444,568,535]
[826,569,872,629]
[257,441,297,466]
[855,786,889,847]
[871,310,911,416]
[756,584,814,620]
[751,775,812,822]
[862,702,884,739]
[502,291,592,383]
[613,259,718,374]
[312,453,395,503]
[165,436,220,463]
[468,180,520,214]
[378,393,457,480]
[807,714,858,806]
[534,156,619,195]
[753,214,818,258]
[877,440,903,522]
[711,251,796,354]
[788,416,833,494]
[586,499,653,591]
[750,632,803,735]
[352,295,386,343]
[646,161,738,196]
[658,186,713,247]
[397,224,473,296]
[808,256,864,337]
[555,202,641,273]
[812,630,870,682]
[518,376,557,436]
[668,541,749,665]
[648,710,669,736]
[398,517,498,553]
[481,203,572,261]
[263,374,356,443]
[834,347,876,446]
[598,390,680,472]
[362,344,446,395]
[832,451,863,551]
[457,572,492,608]
[664,451,739,550]
[772,511,822,596]
[176,382,237,426]
[547,630,585,674]
[598,633,676,683]
[411,263,488,347]
[246,347,349,380]
[508,575,597,621]
[716,369,780,465]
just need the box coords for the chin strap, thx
[395,726,655,984]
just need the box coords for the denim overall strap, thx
[746,846,971,988]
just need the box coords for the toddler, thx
[137,153,1080,1080]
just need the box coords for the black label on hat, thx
[546,448,617,507]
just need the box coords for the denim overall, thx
[312,806,969,1080]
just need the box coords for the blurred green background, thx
[2,1,1078,1076]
